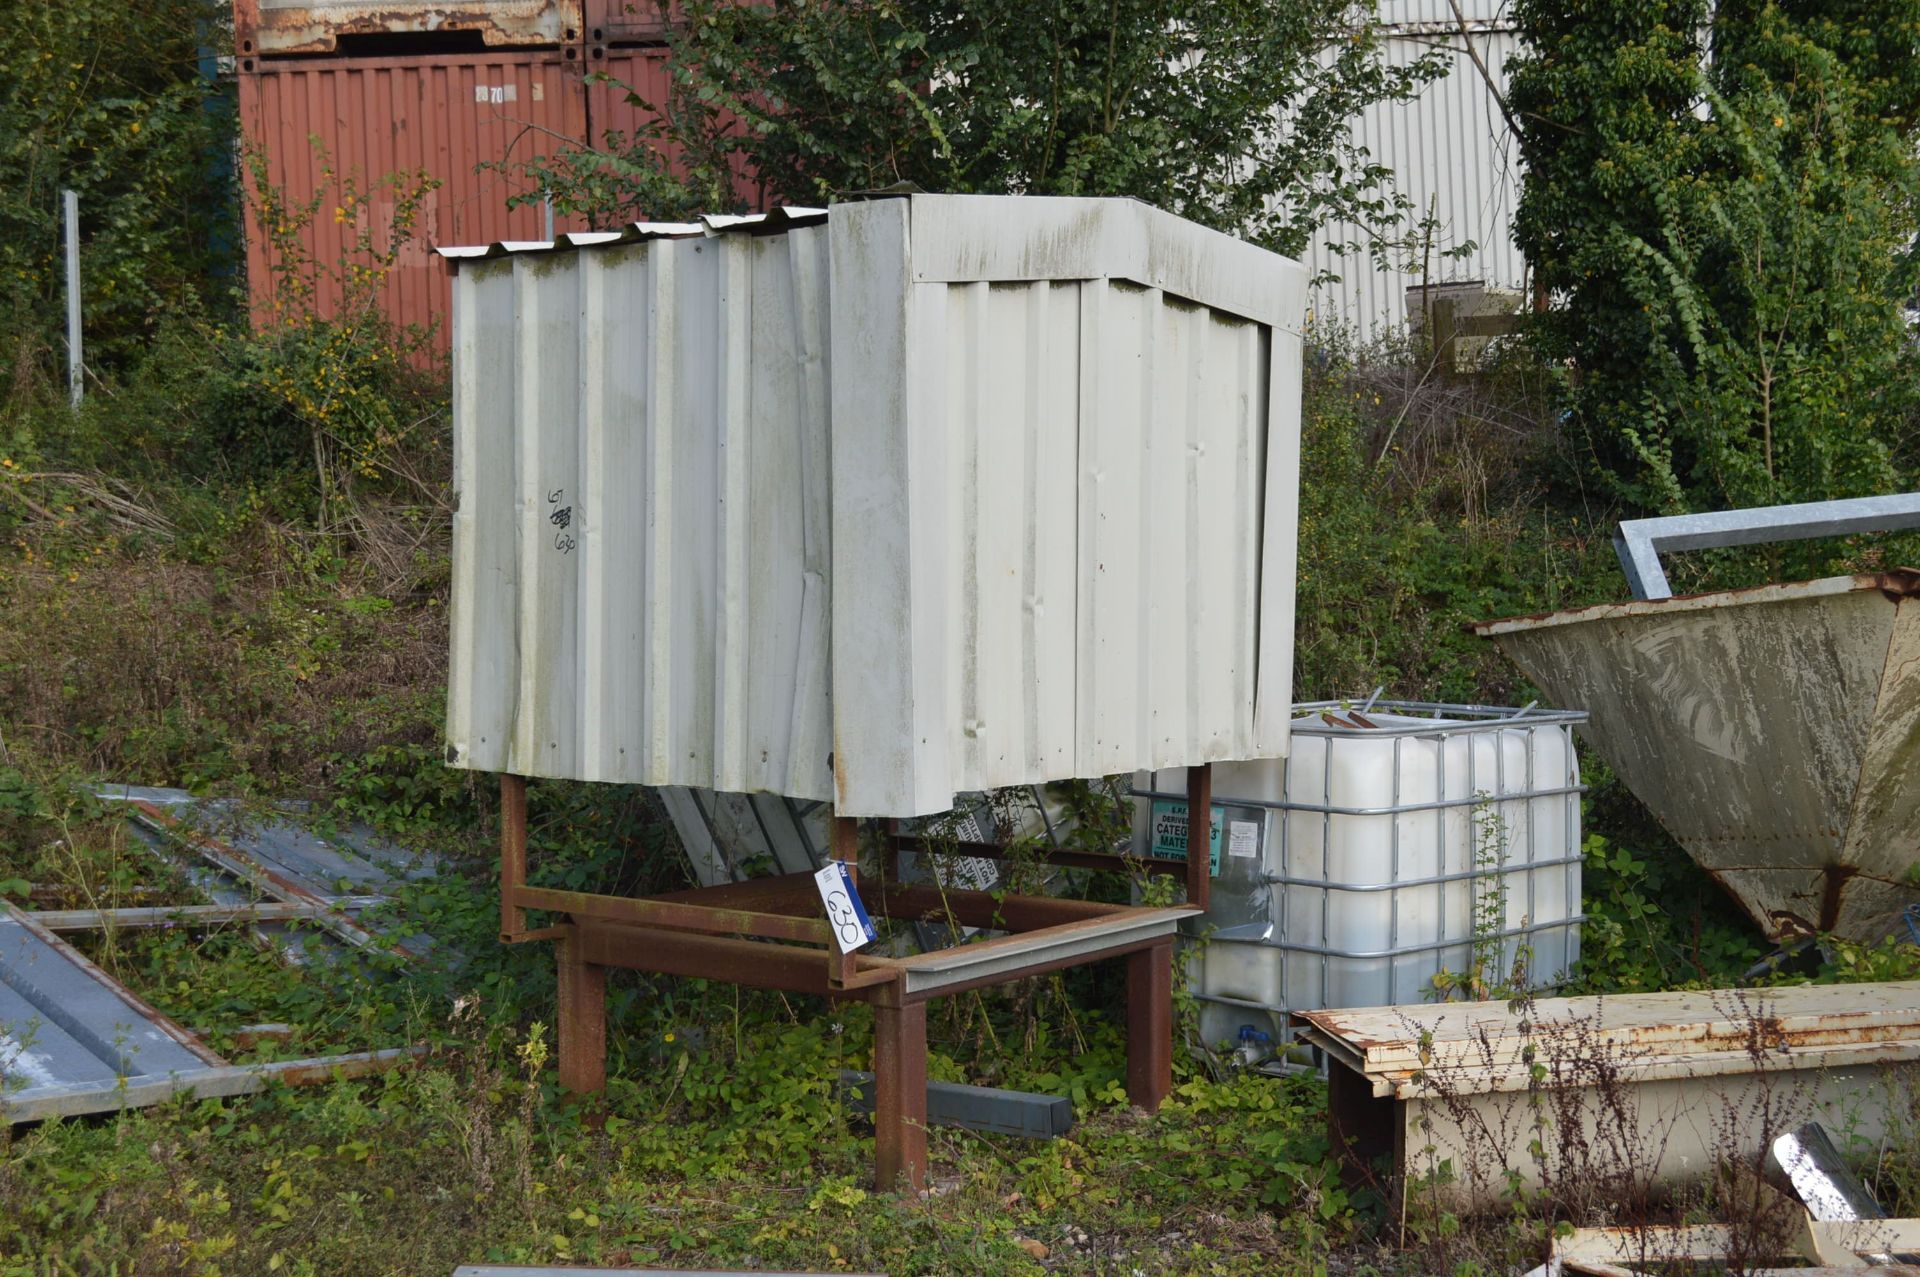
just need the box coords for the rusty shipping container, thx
[238,45,676,350]
[234,0,584,57]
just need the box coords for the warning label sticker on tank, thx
[1148,801,1223,876]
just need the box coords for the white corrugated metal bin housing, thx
[443,194,1308,817]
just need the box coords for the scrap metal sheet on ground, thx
[0,902,227,1118]
[2,786,439,1122]
[97,784,438,959]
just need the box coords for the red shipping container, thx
[237,46,675,351]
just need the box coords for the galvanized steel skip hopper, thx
[441,194,1309,817]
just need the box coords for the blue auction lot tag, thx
[813,861,878,954]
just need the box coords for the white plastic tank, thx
[1139,701,1584,1047]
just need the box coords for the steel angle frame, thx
[494,763,1215,1191]
[1615,493,1920,600]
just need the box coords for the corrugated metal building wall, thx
[446,213,836,799]
[1304,0,1525,338]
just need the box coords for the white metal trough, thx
[1298,980,1920,1214]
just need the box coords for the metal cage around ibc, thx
[1139,701,1586,1048]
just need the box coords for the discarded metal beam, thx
[1773,1122,1920,1266]
[837,1069,1073,1139]
[28,901,385,932]
[2,1045,428,1124]
[1613,493,1920,601]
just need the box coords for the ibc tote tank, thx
[1138,701,1585,1047]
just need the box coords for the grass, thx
[3,333,1912,1274]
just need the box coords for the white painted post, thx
[62,189,81,407]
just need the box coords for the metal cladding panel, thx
[447,225,836,798]
[0,907,218,1095]
[1477,574,1920,940]
[235,0,582,56]
[1304,22,1526,336]
[237,49,672,353]
[448,195,1305,816]
[830,196,1305,816]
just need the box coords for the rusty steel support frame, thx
[497,769,1205,1190]
[882,761,1216,910]
[1184,762,1211,912]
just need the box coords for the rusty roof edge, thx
[1472,572,1909,637]
[1295,981,1920,1069]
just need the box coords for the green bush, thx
[508,0,1446,261]
[0,0,234,393]
[1510,0,1920,519]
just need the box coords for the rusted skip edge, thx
[1473,573,1897,636]
[2,902,226,1068]
[1386,1036,1920,1099]
[2,1046,429,1124]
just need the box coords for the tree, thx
[1510,0,1920,515]
[0,1,235,389]
[511,0,1444,259]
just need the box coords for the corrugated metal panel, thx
[1375,0,1512,27]
[447,216,837,797]
[1305,19,1525,337]
[828,196,1305,815]
[0,904,222,1102]
[1475,573,1920,942]
[234,0,581,56]
[237,48,673,351]
[446,195,1306,818]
